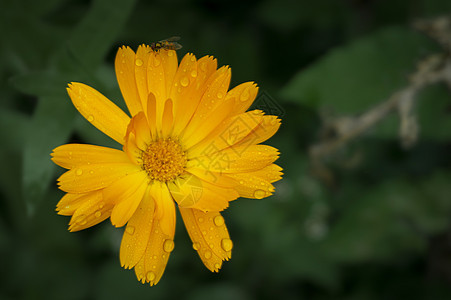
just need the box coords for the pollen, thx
[141,138,187,182]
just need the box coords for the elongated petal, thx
[179,208,232,272]
[187,167,238,188]
[120,187,155,269]
[234,115,281,147]
[56,193,86,215]
[115,46,143,116]
[134,45,152,112]
[167,174,237,212]
[57,163,141,194]
[107,171,149,227]
[68,190,113,231]
[51,144,130,169]
[186,145,279,174]
[151,181,176,237]
[133,217,174,286]
[226,81,259,115]
[181,67,231,138]
[67,82,130,144]
[187,110,264,158]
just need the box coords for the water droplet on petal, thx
[221,238,233,252]
[190,55,196,62]
[87,114,94,122]
[253,189,266,199]
[75,169,83,176]
[214,263,221,270]
[217,92,223,99]
[198,217,204,223]
[214,215,225,227]
[202,230,207,235]
[153,56,161,67]
[94,211,101,218]
[153,255,157,259]
[146,271,156,282]
[204,251,212,259]
[192,242,200,250]
[239,180,244,185]
[163,239,174,253]
[180,76,189,87]
[135,58,143,66]
[126,226,135,235]
[240,88,250,102]
[191,70,198,77]
[168,51,174,57]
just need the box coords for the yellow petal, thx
[181,67,231,137]
[130,112,152,151]
[181,97,235,149]
[133,217,174,286]
[51,144,130,169]
[67,190,113,231]
[146,50,167,110]
[56,192,87,215]
[161,98,174,138]
[179,208,232,272]
[187,110,264,158]
[227,164,282,199]
[115,46,143,116]
[186,167,238,188]
[167,174,237,212]
[170,54,198,134]
[57,163,141,194]
[67,82,130,144]
[234,115,281,147]
[187,144,279,174]
[151,181,176,236]
[146,92,158,139]
[134,44,152,112]
[226,81,259,115]
[160,50,178,100]
[120,187,155,269]
[107,171,149,227]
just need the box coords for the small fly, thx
[150,36,182,51]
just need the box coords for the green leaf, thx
[281,26,436,115]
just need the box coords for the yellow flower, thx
[51,45,282,286]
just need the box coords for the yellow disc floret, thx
[141,138,186,182]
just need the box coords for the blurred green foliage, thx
[1,0,451,299]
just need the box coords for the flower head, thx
[51,44,282,285]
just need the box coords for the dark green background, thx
[1,0,451,299]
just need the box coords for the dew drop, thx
[190,55,196,62]
[126,226,135,235]
[214,263,221,270]
[153,255,157,259]
[221,238,233,252]
[198,217,204,223]
[135,58,143,66]
[94,211,101,218]
[180,76,189,87]
[239,180,244,185]
[253,189,266,199]
[168,51,174,57]
[240,88,250,102]
[209,227,214,231]
[204,251,212,259]
[202,230,207,236]
[217,92,223,99]
[214,215,225,227]
[99,202,105,209]
[153,56,161,67]
[89,170,94,174]
[163,239,175,253]
[190,70,198,77]
[192,242,200,251]
[75,169,83,176]
[146,271,156,282]
[87,115,94,122]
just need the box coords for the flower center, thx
[141,138,187,182]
